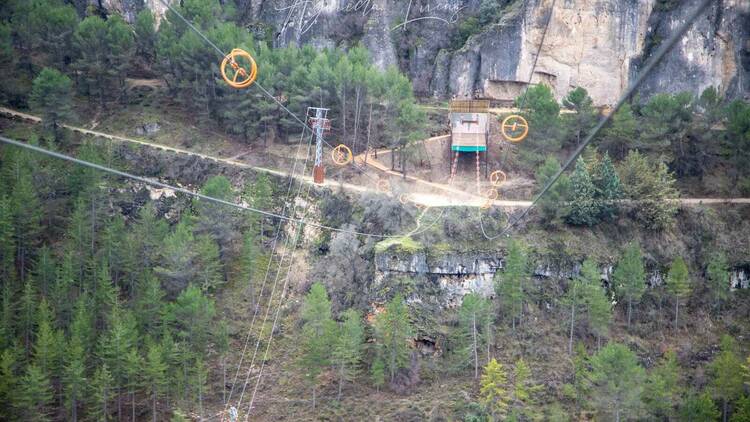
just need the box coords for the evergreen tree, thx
[601,103,637,159]
[479,358,510,419]
[0,196,15,285]
[332,308,364,400]
[563,87,597,146]
[165,284,216,354]
[565,259,600,354]
[370,357,385,393]
[588,277,613,349]
[238,231,258,306]
[618,150,679,229]
[194,235,223,292]
[97,304,137,420]
[298,282,335,408]
[73,15,109,104]
[134,273,165,338]
[10,164,42,282]
[29,67,73,140]
[706,252,730,314]
[123,348,141,422]
[733,395,750,422]
[33,299,63,380]
[592,152,622,221]
[516,84,562,157]
[245,173,273,237]
[91,363,114,422]
[455,293,492,378]
[19,280,36,353]
[643,350,681,419]
[567,157,599,226]
[680,390,721,422]
[195,176,238,262]
[14,363,53,421]
[192,357,208,419]
[155,220,198,294]
[666,256,691,329]
[534,156,570,225]
[143,342,167,422]
[62,338,87,422]
[589,343,645,421]
[215,319,229,405]
[710,335,744,422]
[134,8,157,64]
[495,240,527,330]
[0,347,19,419]
[509,358,542,420]
[374,293,414,384]
[613,242,646,329]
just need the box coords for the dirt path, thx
[3,106,750,209]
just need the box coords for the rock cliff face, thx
[100,0,748,104]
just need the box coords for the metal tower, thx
[306,107,331,184]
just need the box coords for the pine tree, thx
[91,363,114,422]
[62,338,87,422]
[215,319,229,405]
[154,220,198,294]
[589,343,645,421]
[166,284,216,354]
[33,299,63,380]
[374,293,414,384]
[195,176,238,262]
[566,259,600,354]
[73,15,109,104]
[706,252,730,314]
[134,8,157,64]
[11,165,42,282]
[298,282,335,408]
[124,348,142,422]
[104,15,134,101]
[509,358,542,420]
[563,87,597,146]
[680,390,720,422]
[370,357,386,393]
[15,363,53,422]
[613,242,646,329]
[733,395,750,422]
[456,293,492,378]
[592,152,622,221]
[666,256,691,329]
[567,157,599,226]
[643,350,681,419]
[192,357,208,419]
[245,173,273,237]
[495,240,527,330]
[618,150,679,229]
[534,156,570,224]
[98,304,137,420]
[33,245,56,297]
[194,235,223,292]
[480,358,510,419]
[332,308,364,400]
[238,231,258,306]
[710,335,744,422]
[587,282,612,349]
[0,347,19,419]
[144,342,167,422]
[134,273,165,338]
[30,67,73,139]
[601,103,637,159]
[0,195,15,285]
[19,280,36,354]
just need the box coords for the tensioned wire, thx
[0,135,439,239]
[479,0,717,240]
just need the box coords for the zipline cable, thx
[480,0,716,240]
[222,129,312,417]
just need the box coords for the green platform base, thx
[451,145,487,152]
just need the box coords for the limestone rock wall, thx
[97,0,748,105]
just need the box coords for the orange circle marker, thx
[489,170,507,187]
[398,193,410,205]
[485,188,499,201]
[331,144,353,165]
[377,179,390,193]
[220,48,258,89]
[501,115,529,143]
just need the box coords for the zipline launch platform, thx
[449,100,490,152]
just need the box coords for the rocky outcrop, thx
[99,0,748,105]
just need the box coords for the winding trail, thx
[2,106,749,209]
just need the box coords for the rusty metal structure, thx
[307,107,331,184]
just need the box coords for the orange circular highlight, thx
[377,179,390,193]
[485,188,499,201]
[398,193,410,205]
[501,115,529,143]
[331,144,353,166]
[220,48,258,89]
[489,170,507,187]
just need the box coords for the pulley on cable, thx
[220,48,258,89]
